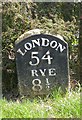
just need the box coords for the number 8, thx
[32,79,42,91]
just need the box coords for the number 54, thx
[29,50,53,66]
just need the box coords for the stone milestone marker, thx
[15,33,69,96]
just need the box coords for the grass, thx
[0,88,81,118]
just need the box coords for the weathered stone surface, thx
[15,33,69,96]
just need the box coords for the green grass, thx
[0,88,81,118]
